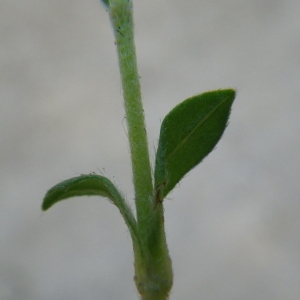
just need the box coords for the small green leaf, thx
[42,174,123,210]
[42,174,140,247]
[154,89,235,199]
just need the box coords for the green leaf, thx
[154,89,235,199]
[42,174,124,210]
[42,174,139,243]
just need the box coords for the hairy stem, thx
[107,1,173,299]
[109,0,153,236]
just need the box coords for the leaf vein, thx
[166,95,230,162]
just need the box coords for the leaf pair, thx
[154,89,235,200]
[42,89,235,214]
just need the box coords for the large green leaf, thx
[154,89,235,199]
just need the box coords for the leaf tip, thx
[41,190,55,211]
[217,88,236,101]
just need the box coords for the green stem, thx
[107,1,173,299]
[109,0,153,236]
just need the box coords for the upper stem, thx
[109,0,153,235]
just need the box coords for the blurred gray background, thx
[1,0,299,299]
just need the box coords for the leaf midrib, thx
[166,95,230,162]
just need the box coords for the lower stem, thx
[134,204,173,300]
